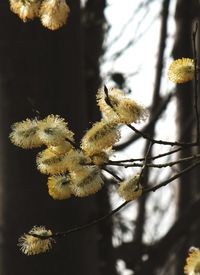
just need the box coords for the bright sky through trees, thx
[76,2,180,259]
[100,2,178,273]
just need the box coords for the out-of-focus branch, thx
[133,195,200,275]
[109,15,158,61]
[192,22,200,142]
[106,0,150,48]
[145,160,200,193]
[133,0,171,249]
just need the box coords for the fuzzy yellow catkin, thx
[39,0,70,30]
[96,87,148,124]
[63,149,89,173]
[81,119,120,156]
[48,140,74,155]
[167,58,194,84]
[71,167,104,197]
[89,151,110,166]
[117,174,142,201]
[70,165,97,185]
[37,114,74,146]
[18,226,53,256]
[47,174,72,200]
[184,247,200,275]
[36,148,69,175]
[9,0,41,22]
[9,118,43,149]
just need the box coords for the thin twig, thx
[84,147,182,166]
[139,141,153,180]
[144,161,200,193]
[32,160,200,241]
[127,124,199,147]
[104,85,114,109]
[108,146,182,163]
[106,154,200,168]
[104,86,192,147]
[102,167,122,181]
[54,201,129,238]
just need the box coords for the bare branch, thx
[127,124,199,147]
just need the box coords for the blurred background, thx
[0,0,200,274]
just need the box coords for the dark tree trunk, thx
[0,1,103,275]
[83,0,106,124]
[172,1,200,274]
[83,1,117,274]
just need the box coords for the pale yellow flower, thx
[167,58,195,84]
[184,247,200,275]
[9,118,42,149]
[117,174,143,201]
[89,151,110,166]
[61,149,90,176]
[18,226,53,255]
[70,165,96,184]
[81,119,120,156]
[97,88,123,122]
[38,114,74,146]
[40,0,70,30]
[71,167,104,197]
[36,148,69,174]
[10,0,41,22]
[97,87,148,124]
[48,140,74,155]
[48,174,72,200]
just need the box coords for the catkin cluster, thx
[13,58,196,256]
[10,114,104,200]
[10,88,147,203]
[10,88,148,255]
[9,0,70,30]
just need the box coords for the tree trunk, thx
[172,1,200,274]
[0,1,102,274]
